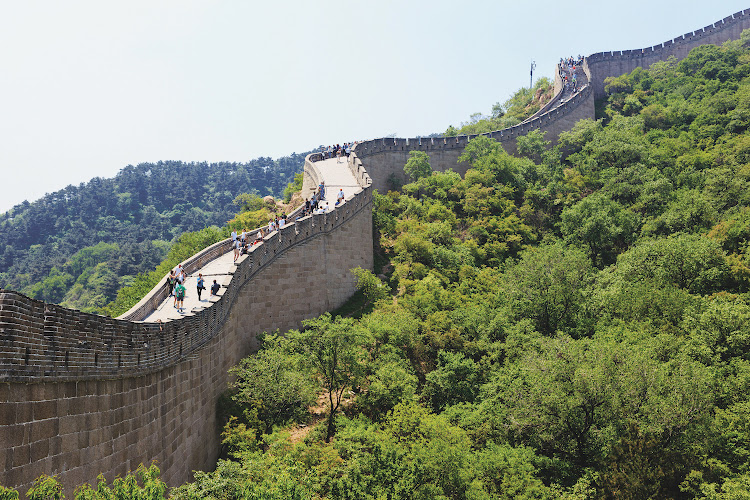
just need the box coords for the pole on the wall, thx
[530,60,536,89]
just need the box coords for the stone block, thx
[0,402,15,426]
[32,400,56,421]
[13,445,30,468]
[29,439,50,462]
[30,418,58,442]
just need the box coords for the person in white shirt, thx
[174,264,185,284]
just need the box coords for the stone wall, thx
[353,85,594,193]
[2,7,749,496]
[351,9,750,193]
[0,154,373,496]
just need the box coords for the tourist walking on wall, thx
[174,281,186,310]
[167,270,176,297]
[196,273,205,301]
[233,237,241,262]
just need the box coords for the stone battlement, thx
[354,8,750,188]
[585,9,750,98]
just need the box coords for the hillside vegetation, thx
[0,154,307,312]
[7,33,750,500]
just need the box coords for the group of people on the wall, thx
[166,263,221,312]
[162,175,349,312]
[302,181,347,217]
[231,227,266,262]
[559,55,584,93]
[320,142,357,163]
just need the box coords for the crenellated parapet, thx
[352,84,594,192]
[353,8,750,193]
[585,9,750,99]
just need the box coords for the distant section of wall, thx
[0,154,373,496]
[586,9,750,99]
[354,85,594,192]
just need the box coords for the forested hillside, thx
[445,77,554,136]
[0,154,308,312]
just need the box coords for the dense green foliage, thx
[284,173,305,203]
[0,154,308,312]
[10,34,750,500]
[403,151,433,182]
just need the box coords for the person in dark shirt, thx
[211,280,221,296]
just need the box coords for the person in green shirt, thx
[174,282,186,311]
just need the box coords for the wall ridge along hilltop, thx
[0,152,374,495]
[355,8,750,193]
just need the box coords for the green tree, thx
[516,129,550,161]
[230,334,318,433]
[74,464,167,500]
[0,485,19,500]
[561,193,639,267]
[351,266,388,314]
[404,151,432,182]
[289,314,370,442]
[502,242,594,336]
[358,359,418,418]
[25,476,62,500]
[615,233,731,295]
[423,350,480,411]
[283,172,304,203]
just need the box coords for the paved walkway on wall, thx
[308,156,363,208]
[139,157,361,323]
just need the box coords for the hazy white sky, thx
[1,1,748,213]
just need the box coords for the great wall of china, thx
[2,8,750,495]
